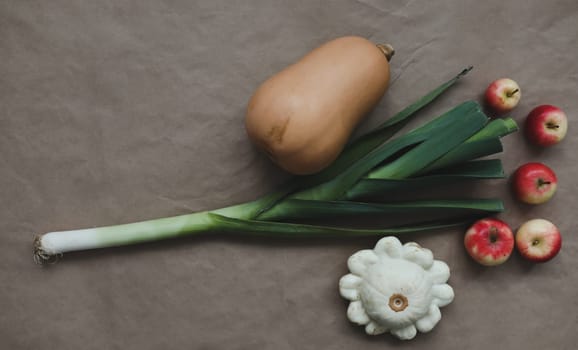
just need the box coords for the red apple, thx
[484,78,521,114]
[512,162,557,205]
[464,218,515,266]
[516,219,561,263]
[525,105,568,147]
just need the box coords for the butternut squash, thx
[245,36,393,175]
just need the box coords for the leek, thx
[34,67,518,264]
[346,159,505,199]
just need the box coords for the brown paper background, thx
[1,0,577,349]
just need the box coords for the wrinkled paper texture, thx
[1,0,577,349]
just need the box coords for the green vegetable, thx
[346,159,505,199]
[33,67,517,264]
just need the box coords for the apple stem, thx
[489,227,499,243]
[538,179,551,186]
[546,122,560,129]
[506,89,519,98]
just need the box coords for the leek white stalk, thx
[36,212,215,257]
[34,202,256,263]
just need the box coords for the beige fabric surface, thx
[1,0,577,349]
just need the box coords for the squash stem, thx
[376,43,395,61]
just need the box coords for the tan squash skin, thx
[245,36,392,175]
